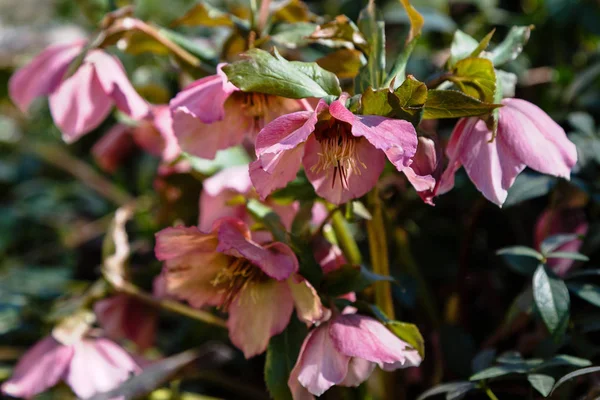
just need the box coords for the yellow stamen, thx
[211,258,266,310]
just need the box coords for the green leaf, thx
[469,29,495,58]
[386,320,425,358]
[469,364,529,381]
[264,316,308,400]
[422,90,500,119]
[397,0,424,43]
[321,265,394,297]
[308,15,368,50]
[448,30,479,68]
[355,0,386,92]
[528,374,555,397]
[546,251,589,262]
[270,22,317,49]
[496,246,544,260]
[416,382,476,400]
[170,2,235,27]
[386,36,419,88]
[182,147,250,175]
[550,366,600,395]
[246,199,288,243]
[361,75,427,124]
[533,265,570,342]
[223,48,342,99]
[504,171,557,207]
[452,57,496,103]
[541,234,582,255]
[567,282,600,307]
[490,25,533,66]
[317,49,366,79]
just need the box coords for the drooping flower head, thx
[439,98,578,206]
[9,40,150,142]
[288,313,422,399]
[169,64,308,160]
[155,217,326,358]
[250,93,429,205]
[404,136,444,205]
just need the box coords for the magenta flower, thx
[94,294,157,351]
[439,98,578,206]
[155,217,327,358]
[1,335,141,399]
[170,64,307,159]
[534,207,588,276]
[9,41,150,142]
[250,93,424,205]
[288,314,422,399]
[404,136,443,205]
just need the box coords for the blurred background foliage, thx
[1,0,600,399]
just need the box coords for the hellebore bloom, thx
[9,41,150,142]
[155,217,326,358]
[91,123,136,173]
[250,93,426,205]
[170,65,307,159]
[1,335,141,399]
[440,98,578,206]
[404,136,444,205]
[288,314,421,399]
[534,207,588,276]
[94,294,157,351]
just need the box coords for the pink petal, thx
[339,358,376,387]
[87,50,150,120]
[328,97,418,170]
[216,219,298,280]
[303,135,385,205]
[1,336,73,398]
[291,323,350,396]
[329,314,422,367]
[498,98,577,179]
[65,338,140,399]
[170,73,233,124]
[313,239,346,275]
[92,123,135,173]
[250,145,306,199]
[9,41,84,113]
[204,165,254,197]
[155,226,219,259]
[172,95,252,159]
[403,136,442,205]
[49,62,113,142]
[288,276,329,324]
[227,280,294,358]
[152,105,180,162]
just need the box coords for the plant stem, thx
[484,386,499,400]
[328,205,362,266]
[366,188,395,319]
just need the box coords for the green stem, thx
[328,205,362,266]
[484,386,499,400]
[366,189,395,320]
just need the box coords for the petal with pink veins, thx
[1,336,73,399]
[227,280,294,358]
[9,41,85,113]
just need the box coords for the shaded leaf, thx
[423,90,500,119]
[567,282,600,307]
[182,147,250,175]
[317,49,365,79]
[533,265,570,341]
[469,364,529,381]
[308,15,367,50]
[490,25,533,66]
[550,366,600,395]
[386,320,425,358]
[541,234,582,255]
[448,30,479,68]
[321,265,394,297]
[496,246,544,260]
[504,171,557,207]
[528,374,555,397]
[355,0,386,92]
[546,251,589,262]
[416,382,476,400]
[270,22,317,49]
[361,75,427,124]
[223,48,341,98]
[271,0,313,23]
[171,2,235,27]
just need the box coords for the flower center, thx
[211,258,267,310]
[311,120,366,189]
[242,93,271,118]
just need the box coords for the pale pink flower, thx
[170,64,307,159]
[155,217,327,358]
[288,314,421,399]
[1,335,141,399]
[250,93,425,205]
[439,98,578,206]
[92,123,136,173]
[9,41,150,142]
[94,294,157,351]
[404,136,443,205]
[534,207,588,276]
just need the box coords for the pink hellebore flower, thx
[155,217,326,358]
[534,207,588,277]
[288,314,422,399]
[250,93,426,205]
[1,335,141,399]
[439,98,578,206]
[404,136,444,205]
[169,64,307,159]
[9,40,150,142]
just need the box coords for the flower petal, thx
[292,323,350,396]
[498,98,577,178]
[9,41,84,113]
[1,336,72,399]
[92,123,135,173]
[288,275,329,324]
[339,358,376,387]
[87,50,150,120]
[227,280,294,358]
[328,98,418,170]
[65,338,140,399]
[303,135,385,205]
[49,62,113,142]
[216,219,298,280]
[329,314,422,367]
